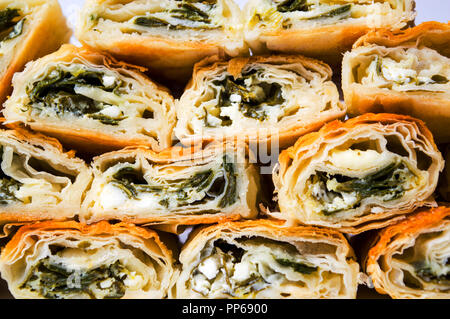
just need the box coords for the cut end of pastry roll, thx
[366,206,450,299]
[82,141,260,226]
[0,127,92,224]
[174,219,359,299]
[175,55,345,148]
[244,0,416,65]
[274,113,444,234]
[0,0,72,105]
[76,0,247,82]
[3,44,176,153]
[342,21,450,143]
[0,221,176,299]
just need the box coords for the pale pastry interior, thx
[351,46,450,94]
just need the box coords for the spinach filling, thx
[310,161,413,215]
[26,68,125,126]
[413,261,450,285]
[109,155,237,210]
[191,238,318,297]
[206,69,284,126]
[20,258,128,299]
[0,147,22,205]
[134,0,219,31]
[0,8,25,43]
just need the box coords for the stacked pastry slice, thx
[76,0,247,80]
[365,206,450,299]
[3,44,176,153]
[0,128,92,224]
[0,221,177,299]
[175,220,359,299]
[342,22,450,142]
[82,141,260,226]
[175,55,345,148]
[273,113,444,234]
[0,0,71,104]
[244,0,416,64]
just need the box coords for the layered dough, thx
[175,55,345,148]
[174,219,359,299]
[0,128,92,223]
[3,44,176,153]
[342,22,450,143]
[244,0,415,65]
[0,221,176,299]
[366,206,450,299]
[76,0,246,81]
[82,142,260,225]
[273,113,444,234]
[0,0,71,105]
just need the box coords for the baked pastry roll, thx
[342,22,450,143]
[0,0,71,105]
[244,0,416,65]
[0,128,91,223]
[76,0,246,81]
[273,113,444,234]
[0,221,176,299]
[174,55,345,148]
[3,44,176,153]
[82,142,260,225]
[174,219,359,299]
[365,206,450,299]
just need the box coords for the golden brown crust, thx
[353,21,450,57]
[1,220,171,262]
[365,206,450,298]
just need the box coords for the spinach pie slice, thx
[273,113,444,234]
[3,44,176,153]
[365,206,450,299]
[0,0,71,105]
[342,22,450,143]
[244,0,415,65]
[175,55,345,148]
[174,219,359,299]
[82,141,260,226]
[76,0,246,81]
[0,128,91,223]
[0,221,176,299]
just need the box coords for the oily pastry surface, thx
[0,220,176,299]
[244,0,416,65]
[0,0,71,105]
[76,0,247,81]
[273,113,444,234]
[3,44,176,153]
[366,206,450,299]
[82,141,260,226]
[0,127,92,224]
[175,55,345,148]
[342,22,450,143]
[174,219,359,299]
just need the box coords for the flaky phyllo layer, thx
[245,0,414,33]
[82,143,259,224]
[79,0,244,55]
[176,221,359,298]
[0,129,91,221]
[175,56,344,145]
[0,222,175,299]
[366,207,450,298]
[274,114,444,233]
[349,46,450,93]
[3,45,176,151]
